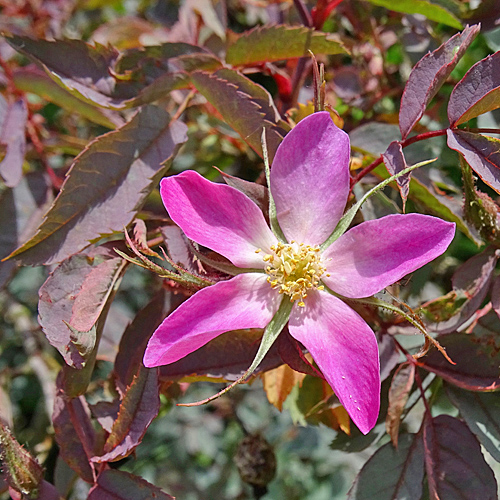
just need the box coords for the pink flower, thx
[144,112,455,434]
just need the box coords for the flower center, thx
[257,242,328,307]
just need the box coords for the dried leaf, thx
[386,363,415,447]
[424,415,497,499]
[262,364,306,411]
[7,106,187,265]
[399,25,479,139]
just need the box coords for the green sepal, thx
[179,297,293,406]
[320,158,437,251]
[262,129,287,243]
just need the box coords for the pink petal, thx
[322,214,455,298]
[270,112,350,246]
[288,290,380,434]
[161,171,277,268]
[144,273,280,367]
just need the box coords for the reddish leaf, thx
[378,332,401,382]
[13,65,123,129]
[491,274,500,320]
[0,97,28,188]
[447,129,500,194]
[92,366,160,463]
[38,246,125,368]
[399,25,479,139]
[191,69,289,161]
[0,172,52,289]
[423,246,499,334]
[347,433,424,500]
[52,378,97,483]
[89,400,120,433]
[7,106,187,265]
[88,469,174,500]
[6,36,120,109]
[382,141,410,206]
[423,415,497,499]
[159,328,283,382]
[226,25,347,66]
[420,333,500,391]
[277,331,324,379]
[114,289,180,388]
[449,51,500,127]
[386,363,415,447]
[0,421,44,498]
[160,225,200,275]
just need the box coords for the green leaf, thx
[347,433,425,500]
[364,0,462,28]
[191,69,289,161]
[226,25,347,66]
[6,106,187,266]
[446,384,500,462]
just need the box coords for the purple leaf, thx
[89,400,120,433]
[38,246,126,368]
[0,97,28,188]
[113,289,174,388]
[382,141,410,206]
[424,246,499,334]
[159,328,283,382]
[0,172,52,289]
[420,333,500,391]
[400,24,479,139]
[347,433,424,500]
[92,366,159,463]
[191,69,289,161]
[447,129,500,194]
[449,51,500,127]
[423,415,497,499]
[491,274,500,320]
[52,379,96,483]
[386,363,415,447]
[378,332,401,382]
[6,106,187,266]
[88,470,174,500]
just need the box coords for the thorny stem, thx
[350,127,500,190]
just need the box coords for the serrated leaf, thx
[13,66,123,129]
[0,96,28,188]
[386,363,415,447]
[364,0,462,28]
[6,35,120,108]
[347,433,424,500]
[113,289,172,388]
[420,333,500,391]
[191,68,289,161]
[88,469,174,500]
[449,51,500,126]
[226,25,347,66]
[0,172,52,289]
[423,415,498,499]
[92,366,159,463]
[447,129,500,194]
[382,141,410,206]
[262,364,306,412]
[399,24,479,139]
[6,106,187,265]
[423,246,498,334]
[446,384,500,462]
[52,379,96,483]
[38,246,126,367]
